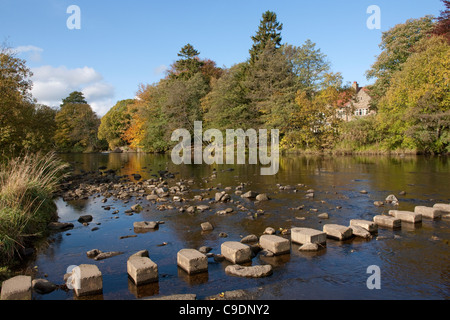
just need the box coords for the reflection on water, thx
[28,153,450,300]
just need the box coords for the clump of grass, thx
[0,151,69,266]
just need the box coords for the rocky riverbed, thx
[2,154,449,300]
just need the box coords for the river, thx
[26,153,449,300]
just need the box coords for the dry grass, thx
[0,151,69,266]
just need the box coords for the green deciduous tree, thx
[366,16,435,109]
[284,40,331,95]
[202,63,255,130]
[0,46,56,154]
[284,72,348,150]
[98,99,134,150]
[377,35,450,152]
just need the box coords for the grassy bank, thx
[0,152,68,270]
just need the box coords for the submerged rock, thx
[78,215,93,223]
[298,243,320,252]
[225,264,273,278]
[32,279,56,294]
[48,222,74,231]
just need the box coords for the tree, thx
[61,91,87,106]
[168,43,204,80]
[54,92,102,152]
[284,72,348,150]
[366,16,435,109]
[177,43,200,59]
[431,0,450,42]
[202,63,256,130]
[98,99,134,150]
[0,46,56,154]
[23,104,57,152]
[249,11,283,63]
[244,43,297,132]
[163,73,209,134]
[284,40,331,95]
[377,36,450,152]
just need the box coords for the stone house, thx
[337,82,375,121]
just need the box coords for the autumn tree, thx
[54,91,102,152]
[0,46,56,154]
[283,72,349,150]
[377,35,450,153]
[98,99,134,150]
[124,83,169,152]
[431,0,450,42]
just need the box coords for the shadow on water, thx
[25,153,450,300]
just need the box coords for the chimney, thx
[352,81,360,93]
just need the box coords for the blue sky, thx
[0,0,444,115]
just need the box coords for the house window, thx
[355,109,368,116]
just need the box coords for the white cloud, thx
[153,64,168,75]
[82,82,115,116]
[31,65,115,116]
[14,45,44,62]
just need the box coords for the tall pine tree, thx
[249,11,283,63]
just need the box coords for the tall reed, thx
[0,152,69,265]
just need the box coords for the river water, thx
[27,153,449,300]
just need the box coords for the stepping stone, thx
[127,256,158,285]
[177,249,208,274]
[323,224,353,240]
[298,243,320,251]
[373,215,401,229]
[291,227,326,245]
[1,275,32,300]
[70,264,103,297]
[349,219,378,233]
[259,235,290,255]
[388,210,422,224]
[221,241,252,264]
[414,206,443,219]
[349,225,372,239]
[225,264,273,278]
[433,203,450,213]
